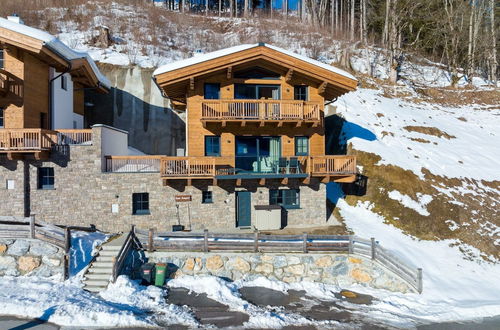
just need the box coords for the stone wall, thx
[148,251,415,293]
[0,126,328,232]
[0,238,65,277]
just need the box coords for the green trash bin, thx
[154,263,167,287]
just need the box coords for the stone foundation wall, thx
[0,126,327,232]
[148,251,414,293]
[0,238,65,277]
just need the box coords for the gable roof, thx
[153,43,357,105]
[0,18,111,91]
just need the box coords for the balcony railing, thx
[57,129,93,145]
[201,99,322,122]
[105,156,162,173]
[159,155,356,179]
[0,129,57,151]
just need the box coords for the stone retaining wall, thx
[0,238,65,277]
[148,251,414,293]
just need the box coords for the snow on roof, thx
[153,43,357,82]
[0,18,111,89]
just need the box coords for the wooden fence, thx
[134,228,422,293]
[0,216,95,279]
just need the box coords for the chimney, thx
[7,14,24,25]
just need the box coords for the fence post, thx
[29,215,35,239]
[131,224,136,234]
[63,254,69,280]
[302,232,308,253]
[417,268,423,294]
[148,228,154,252]
[203,229,209,252]
[253,230,259,252]
[64,227,71,253]
[371,237,376,260]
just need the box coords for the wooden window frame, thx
[203,83,220,100]
[294,136,309,156]
[205,136,221,157]
[294,85,308,101]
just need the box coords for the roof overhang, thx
[153,44,358,106]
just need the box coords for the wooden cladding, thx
[0,129,56,150]
[201,99,321,122]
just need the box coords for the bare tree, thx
[489,0,497,82]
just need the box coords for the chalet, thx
[0,19,358,232]
[0,15,110,159]
[152,43,358,228]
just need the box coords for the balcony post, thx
[301,102,304,120]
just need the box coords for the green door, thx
[236,191,251,228]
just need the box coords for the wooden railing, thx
[309,155,357,175]
[161,156,217,177]
[112,226,142,283]
[0,129,57,151]
[105,156,162,173]
[201,99,322,121]
[159,155,356,178]
[135,229,423,293]
[57,129,93,145]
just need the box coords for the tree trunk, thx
[350,0,355,41]
[383,0,391,47]
[219,0,222,17]
[206,0,209,16]
[490,0,497,83]
[244,0,248,17]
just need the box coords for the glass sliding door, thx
[235,136,281,173]
[234,84,280,100]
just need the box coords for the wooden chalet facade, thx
[0,16,110,160]
[153,43,358,186]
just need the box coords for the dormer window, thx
[61,75,67,91]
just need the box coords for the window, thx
[235,84,280,100]
[38,167,54,189]
[204,83,220,99]
[0,49,4,69]
[0,108,4,128]
[61,75,67,91]
[269,189,300,209]
[295,136,309,156]
[132,193,150,215]
[294,85,308,101]
[202,191,213,204]
[205,136,221,156]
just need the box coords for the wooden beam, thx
[34,151,49,160]
[227,66,232,79]
[213,178,218,186]
[236,178,242,186]
[222,120,227,128]
[318,81,328,94]
[259,178,266,186]
[303,176,310,185]
[281,177,288,185]
[285,68,293,82]
[321,176,330,183]
[259,121,265,127]
[163,179,168,186]
[187,178,192,186]
[189,77,194,90]
[241,121,246,127]
[202,121,207,128]
[295,121,302,128]
[7,152,23,160]
[277,121,283,127]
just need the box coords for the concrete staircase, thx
[83,236,125,293]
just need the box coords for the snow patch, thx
[387,191,433,216]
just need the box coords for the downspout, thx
[48,63,72,130]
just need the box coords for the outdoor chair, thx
[278,157,288,174]
[289,157,300,173]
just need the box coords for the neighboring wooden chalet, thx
[0,15,110,159]
[153,43,358,186]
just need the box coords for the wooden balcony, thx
[159,155,357,184]
[0,129,94,160]
[201,99,322,127]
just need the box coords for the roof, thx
[0,18,111,89]
[153,43,356,81]
[153,43,358,107]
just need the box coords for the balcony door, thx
[235,136,281,173]
[234,84,280,100]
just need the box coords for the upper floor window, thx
[295,136,309,156]
[205,136,221,156]
[61,75,67,91]
[235,84,280,100]
[38,167,54,190]
[0,49,4,69]
[0,108,4,128]
[132,193,150,215]
[204,83,220,99]
[294,85,308,101]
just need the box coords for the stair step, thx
[99,250,119,257]
[85,273,111,281]
[101,245,122,251]
[84,279,109,287]
[84,285,106,293]
[88,267,113,274]
[96,256,114,262]
[90,262,114,268]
